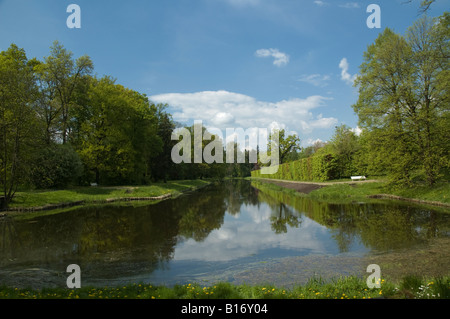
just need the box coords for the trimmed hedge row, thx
[251,153,338,182]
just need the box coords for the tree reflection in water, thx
[0,180,448,288]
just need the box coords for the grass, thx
[250,177,450,208]
[309,181,450,210]
[7,179,211,212]
[0,275,448,299]
[308,182,384,201]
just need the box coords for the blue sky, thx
[0,0,448,146]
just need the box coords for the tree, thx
[353,28,418,186]
[30,144,83,189]
[149,104,176,182]
[353,13,449,186]
[78,76,161,185]
[0,44,40,209]
[267,129,301,164]
[405,0,437,13]
[406,14,450,185]
[330,124,360,178]
[36,41,93,144]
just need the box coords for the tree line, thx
[1,12,448,209]
[0,41,253,209]
[2,40,294,209]
[255,13,449,187]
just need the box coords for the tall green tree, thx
[330,124,360,178]
[267,129,301,165]
[36,41,93,144]
[353,28,419,186]
[150,104,176,182]
[406,14,449,185]
[78,76,161,185]
[353,13,449,186]
[0,45,40,208]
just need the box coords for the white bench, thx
[351,176,366,181]
[90,183,98,187]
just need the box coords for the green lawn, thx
[9,179,211,210]
[0,275,448,299]
[250,177,450,207]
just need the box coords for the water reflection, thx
[0,179,448,288]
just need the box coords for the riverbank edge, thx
[0,274,448,299]
[1,179,213,217]
[249,177,450,209]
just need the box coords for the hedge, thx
[251,154,338,182]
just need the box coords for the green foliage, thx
[267,129,301,164]
[30,144,83,189]
[77,76,163,185]
[251,153,338,182]
[35,40,93,144]
[329,125,361,178]
[1,275,448,299]
[353,14,449,187]
[0,44,40,208]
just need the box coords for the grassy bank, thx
[0,275,448,299]
[5,179,211,215]
[250,177,450,209]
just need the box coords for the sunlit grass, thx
[1,276,448,299]
[9,180,211,210]
[250,177,450,209]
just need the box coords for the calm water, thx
[1,180,449,289]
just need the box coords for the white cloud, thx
[173,206,328,262]
[305,138,324,146]
[151,90,337,137]
[255,48,290,67]
[339,58,357,86]
[339,2,360,9]
[212,112,235,126]
[297,74,331,87]
[350,126,362,136]
[313,1,327,6]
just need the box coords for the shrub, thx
[30,144,83,189]
[251,153,338,182]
